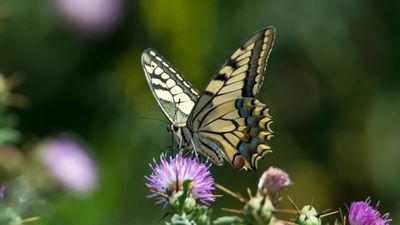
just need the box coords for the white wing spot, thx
[154,89,174,102]
[151,78,167,88]
[171,86,183,94]
[162,62,169,67]
[144,65,153,73]
[161,73,170,80]
[176,74,183,80]
[166,79,176,88]
[174,93,190,102]
[154,67,163,75]
[169,68,176,73]
[155,56,162,61]
[149,51,156,56]
[183,81,190,87]
[191,88,198,95]
[150,61,158,69]
[179,100,195,114]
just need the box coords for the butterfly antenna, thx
[172,98,182,122]
[171,98,185,150]
[138,116,167,124]
[167,130,175,155]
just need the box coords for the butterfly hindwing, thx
[189,27,275,170]
[195,98,273,170]
[142,49,199,123]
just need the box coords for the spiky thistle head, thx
[146,152,215,208]
[348,200,390,225]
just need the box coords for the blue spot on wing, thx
[237,141,252,163]
[235,99,243,108]
[246,117,255,126]
[238,142,246,152]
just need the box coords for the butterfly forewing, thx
[188,27,275,170]
[141,49,199,123]
[189,27,275,123]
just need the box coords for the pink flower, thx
[55,0,122,35]
[146,153,215,206]
[40,137,97,193]
[349,200,390,225]
[257,167,292,196]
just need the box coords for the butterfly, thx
[141,27,275,171]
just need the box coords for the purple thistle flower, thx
[349,200,390,225]
[40,137,98,193]
[257,167,292,196]
[54,0,122,35]
[146,153,215,206]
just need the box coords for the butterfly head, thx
[168,122,192,149]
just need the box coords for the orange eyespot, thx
[232,155,245,169]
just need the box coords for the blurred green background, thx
[0,0,399,224]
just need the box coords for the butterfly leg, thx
[166,146,177,156]
[166,131,176,155]
[191,139,199,160]
[179,136,183,150]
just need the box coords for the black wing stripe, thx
[188,27,275,126]
[142,49,199,123]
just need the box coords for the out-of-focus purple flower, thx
[146,153,215,206]
[40,137,97,193]
[0,182,8,199]
[349,200,390,225]
[257,167,292,196]
[54,0,122,35]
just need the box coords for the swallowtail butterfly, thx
[141,27,275,170]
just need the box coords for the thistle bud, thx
[243,195,275,224]
[257,167,292,199]
[296,205,321,225]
